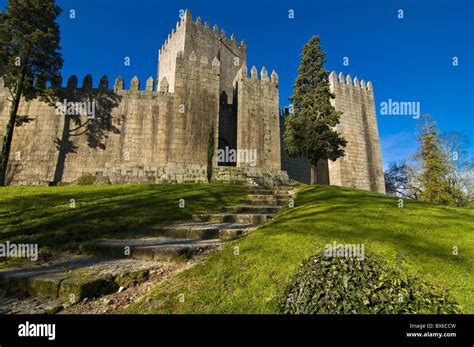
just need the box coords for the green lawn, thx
[126,185,474,314]
[0,183,248,253]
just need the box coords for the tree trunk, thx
[310,165,316,185]
[53,114,72,184]
[0,71,25,186]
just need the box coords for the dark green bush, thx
[278,252,462,314]
[77,173,96,186]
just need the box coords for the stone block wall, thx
[182,11,246,104]
[0,10,287,186]
[235,65,281,170]
[167,51,220,166]
[157,9,246,102]
[156,18,186,93]
[0,75,180,185]
[328,71,385,193]
[0,69,219,185]
[213,166,289,186]
[279,114,311,184]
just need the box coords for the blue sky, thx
[1,0,473,168]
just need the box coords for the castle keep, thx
[0,10,385,193]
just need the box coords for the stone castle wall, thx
[156,19,186,93]
[166,50,220,166]
[157,11,246,104]
[0,10,384,191]
[0,75,173,185]
[327,71,385,193]
[181,13,246,104]
[0,10,287,186]
[280,72,385,193]
[0,53,221,185]
[235,65,280,170]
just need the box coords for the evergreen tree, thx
[0,0,63,186]
[416,115,458,204]
[284,35,346,183]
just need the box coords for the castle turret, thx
[327,70,385,193]
[234,64,281,170]
[156,9,247,101]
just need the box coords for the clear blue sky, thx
[1,0,473,168]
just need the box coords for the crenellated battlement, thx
[191,15,246,51]
[159,15,185,55]
[19,74,169,97]
[112,75,166,96]
[45,74,110,91]
[159,9,245,56]
[236,64,278,86]
[328,70,373,96]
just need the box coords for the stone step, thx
[158,222,255,240]
[240,199,288,206]
[0,257,162,304]
[80,237,223,261]
[247,194,291,200]
[249,189,290,195]
[250,185,291,191]
[223,205,283,214]
[192,213,274,224]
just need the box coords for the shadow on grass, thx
[259,185,472,271]
[0,184,248,250]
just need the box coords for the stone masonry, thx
[281,71,386,193]
[0,10,286,186]
[0,9,385,192]
[327,72,385,193]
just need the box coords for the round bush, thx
[278,253,462,314]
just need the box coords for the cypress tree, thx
[284,35,346,184]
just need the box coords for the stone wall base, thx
[8,164,290,187]
[212,167,290,187]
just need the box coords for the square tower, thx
[157,9,247,103]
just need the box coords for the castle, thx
[0,10,385,193]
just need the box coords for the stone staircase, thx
[0,185,293,312]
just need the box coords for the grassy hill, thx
[0,183,248,253]
[1,183,472,313]
[125,185,474,313]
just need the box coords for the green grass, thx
[0,183,248,252]
[125,185,474,314]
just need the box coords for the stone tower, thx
[327,71,385,193]
[280,71,386,194]
[0,10,287,186]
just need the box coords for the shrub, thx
[278,252,462,314]
[77,173,96,186]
